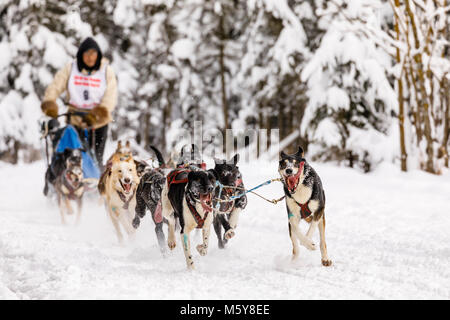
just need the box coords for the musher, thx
[40,37,118,171]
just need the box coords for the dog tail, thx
[97,169,109,195]
[150,145,165,167]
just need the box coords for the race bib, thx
[68,60,107,110]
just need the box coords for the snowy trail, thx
[0,160,449,299]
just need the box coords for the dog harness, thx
[166,168,190,187]
[167,168,211,228]
[62,171,83,200]
[185,192,209,229]
[291,197,312,219]
[116,189,136,210]
[215,178,244,213]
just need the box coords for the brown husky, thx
[100,141,140,243]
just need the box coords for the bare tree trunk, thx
[394,0,407,172]
[219,15,229,131]
[257,103,264,158]
[442,76,449,168]
[143,108,151,149]
[405,0,435,173]
[162,82,174,154]
[441,0,449,168]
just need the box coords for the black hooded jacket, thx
[76,37,103,74]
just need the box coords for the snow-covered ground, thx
[0,158,449,300]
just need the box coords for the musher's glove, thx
[84,105,109,127]
[41,100,58,118]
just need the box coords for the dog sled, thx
[40,111,101,196]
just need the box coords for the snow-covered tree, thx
[326,0,450,173]
[1,0,448,175]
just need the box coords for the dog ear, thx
[63,148,73,160]
[231,153,240,165]
[180,144,187,158]
[125,140,130,148]
[207,168,219,180]
[280,151,288,159]
[117,140,122,150]
[134,160,146,176]
[295,147,304,158]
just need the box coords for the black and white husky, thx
[160,167,216,270]
[279,147,332,266]
[212,154,247,249]
[132,146,168,253]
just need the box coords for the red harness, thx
[185,192,209,229]
[167,162,207,187]
[166,169,190,187]
[293,198,312,219]
[167,166,210,228]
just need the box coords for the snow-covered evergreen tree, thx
[1,0,448,174]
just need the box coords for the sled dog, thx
[54,148,85,225]
[161,166,216,270]
[132,146,168,253]
[211,154,247,249]
[279,147,332,266]
[101,143,139,243]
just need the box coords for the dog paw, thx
[187,263,195,271]
[322,259,332,267]
[302,239,316,251]
[196,244,208,256]
[132,217,140,229]
[224,229,235,240]
[168,239,176,250]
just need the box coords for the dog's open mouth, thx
[285,174,299,193]
[199,193,213,212]
[120,180,132,193]
[66,170,82,187]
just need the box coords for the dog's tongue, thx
[124,183,131,193]
[200,194,212,212]
[287,175,298,191]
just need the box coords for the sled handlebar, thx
[57,111,89,119]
